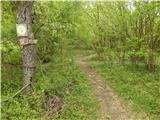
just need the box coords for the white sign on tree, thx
[16,24,28,37]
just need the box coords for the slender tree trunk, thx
[147,54,155,72]
[17,1,36,95]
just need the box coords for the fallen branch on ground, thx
[2,83,31,103]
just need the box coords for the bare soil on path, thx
[76,57,135,120]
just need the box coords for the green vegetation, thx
[2,1,160,120]
[2,53,98,119]
[85,52,160,119]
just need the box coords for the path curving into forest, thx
[76,57,134,120]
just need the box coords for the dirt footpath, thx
[76,57,134,120]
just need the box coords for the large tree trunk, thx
[17,1,36,95]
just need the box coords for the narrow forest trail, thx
[76,57,134,120]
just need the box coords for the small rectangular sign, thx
[16,24,28,37]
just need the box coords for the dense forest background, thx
[1,1,160,120]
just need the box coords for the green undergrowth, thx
[2,53,98,120]
[85,53,160,119]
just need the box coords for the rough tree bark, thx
[17,1,36,95]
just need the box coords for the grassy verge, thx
[2,53,98,120]
[85,53,160,120]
